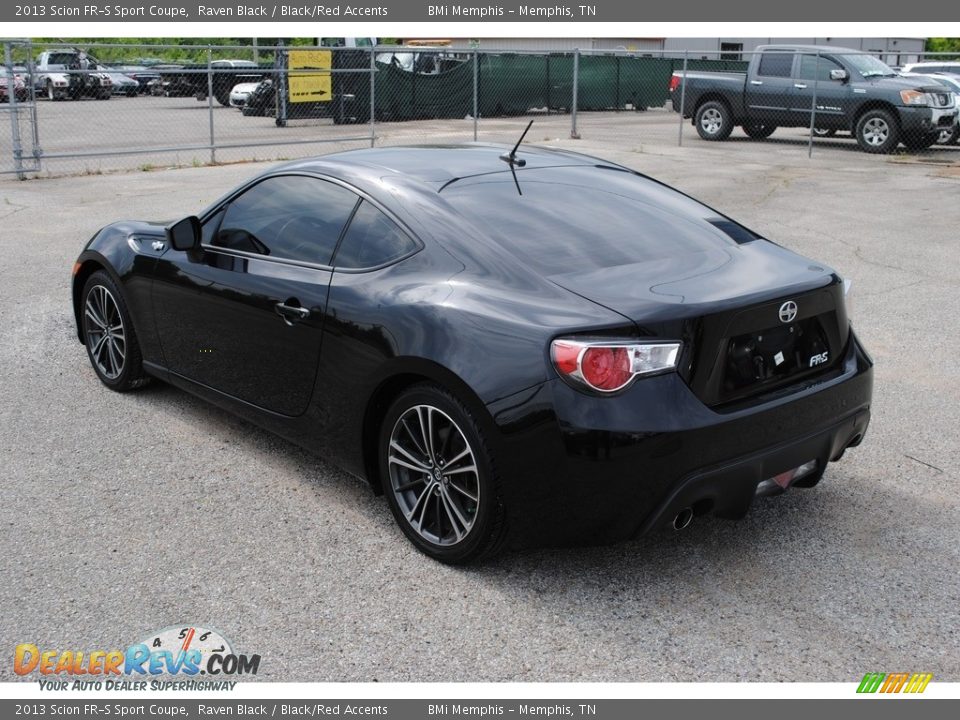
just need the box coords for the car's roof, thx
[273,144,619,190]
[905,61,960,66]
[757,44,862,54]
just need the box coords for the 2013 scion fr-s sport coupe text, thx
[71,141,873,563]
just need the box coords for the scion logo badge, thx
[778,300,798,324]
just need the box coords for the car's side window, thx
[212,175,359,265]
[332,200,418,270]
[797,55,844,82]
[757,52,794,78]
[201,208,225,246]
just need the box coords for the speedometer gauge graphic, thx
[135,625,233,675]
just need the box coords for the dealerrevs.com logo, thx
[15,626,260,691]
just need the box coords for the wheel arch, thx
[360,359,495,496]
[693,93,734,120]
[71,254,120,343]
[851,100,901,132]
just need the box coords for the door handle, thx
[794,83,808,89]
[750,80,763,86]
[274,301,310,325]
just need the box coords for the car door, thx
[746,50,797,124]
[151,174,360,417]
[792,53,851,128]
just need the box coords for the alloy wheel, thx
[700,108,723,135]
[862,118,890,147]
[387,404,480,546]
[84,285,126,380]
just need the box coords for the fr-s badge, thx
[809,352,829,367]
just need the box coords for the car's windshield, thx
[840,54,896,78]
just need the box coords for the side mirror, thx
[830,69,849,82]
[166,216,201,251]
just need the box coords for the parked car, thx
[160,59,264,105]
[97,66,139,96]
[147,64,188,96]
[899,72,960,144]
[113,65,160,94]
[71,144,872,563]
[671,45,958,153]
[0,71,29,103]
[900,61,960,78]
[228,80,262,108]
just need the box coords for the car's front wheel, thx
[380,384,506,564]
[81,271,150,392]
[855,109,900,153]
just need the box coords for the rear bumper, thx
[487,331,873,549]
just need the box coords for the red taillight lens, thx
[552,341,581,375]
[669,75,681,92]
[550,338,681,394]
[581,347,632,391]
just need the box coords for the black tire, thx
[379,383,507,564]
[97,90,111,100]
[940,124,960,145]
[80,271,150,392]
[855,108,900,154]
[694,100,734,141]
[813,128,837,138]
[742,122,777,139]
[903,131,940,151]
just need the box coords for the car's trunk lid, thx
[549,241,849,408]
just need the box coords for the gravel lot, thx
[1,131,958,683]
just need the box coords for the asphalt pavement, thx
[1,134,958,682]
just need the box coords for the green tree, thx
[925,38,960,55]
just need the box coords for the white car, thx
[900,72,960,144]
[229,81,261,108]
[901,61,960,77]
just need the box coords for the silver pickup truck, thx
[671,44,958,153]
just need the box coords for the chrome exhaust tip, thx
[673,507,694,530]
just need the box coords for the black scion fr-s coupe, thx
[72,143,873,563]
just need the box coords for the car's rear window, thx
[441,166,755,276]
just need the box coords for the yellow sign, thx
[288,50,332,104]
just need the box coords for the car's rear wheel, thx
[855,108,900,153]
[380,384,506,564]
[695,100,734,141]
[742,122,777,139]
[81,271,150,392]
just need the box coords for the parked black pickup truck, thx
[671,45,958,153]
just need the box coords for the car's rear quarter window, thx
[441,166,754,276]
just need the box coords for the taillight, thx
[551,338,681,394]
[669,74,681,92]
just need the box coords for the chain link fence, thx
[1,40,957,178]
